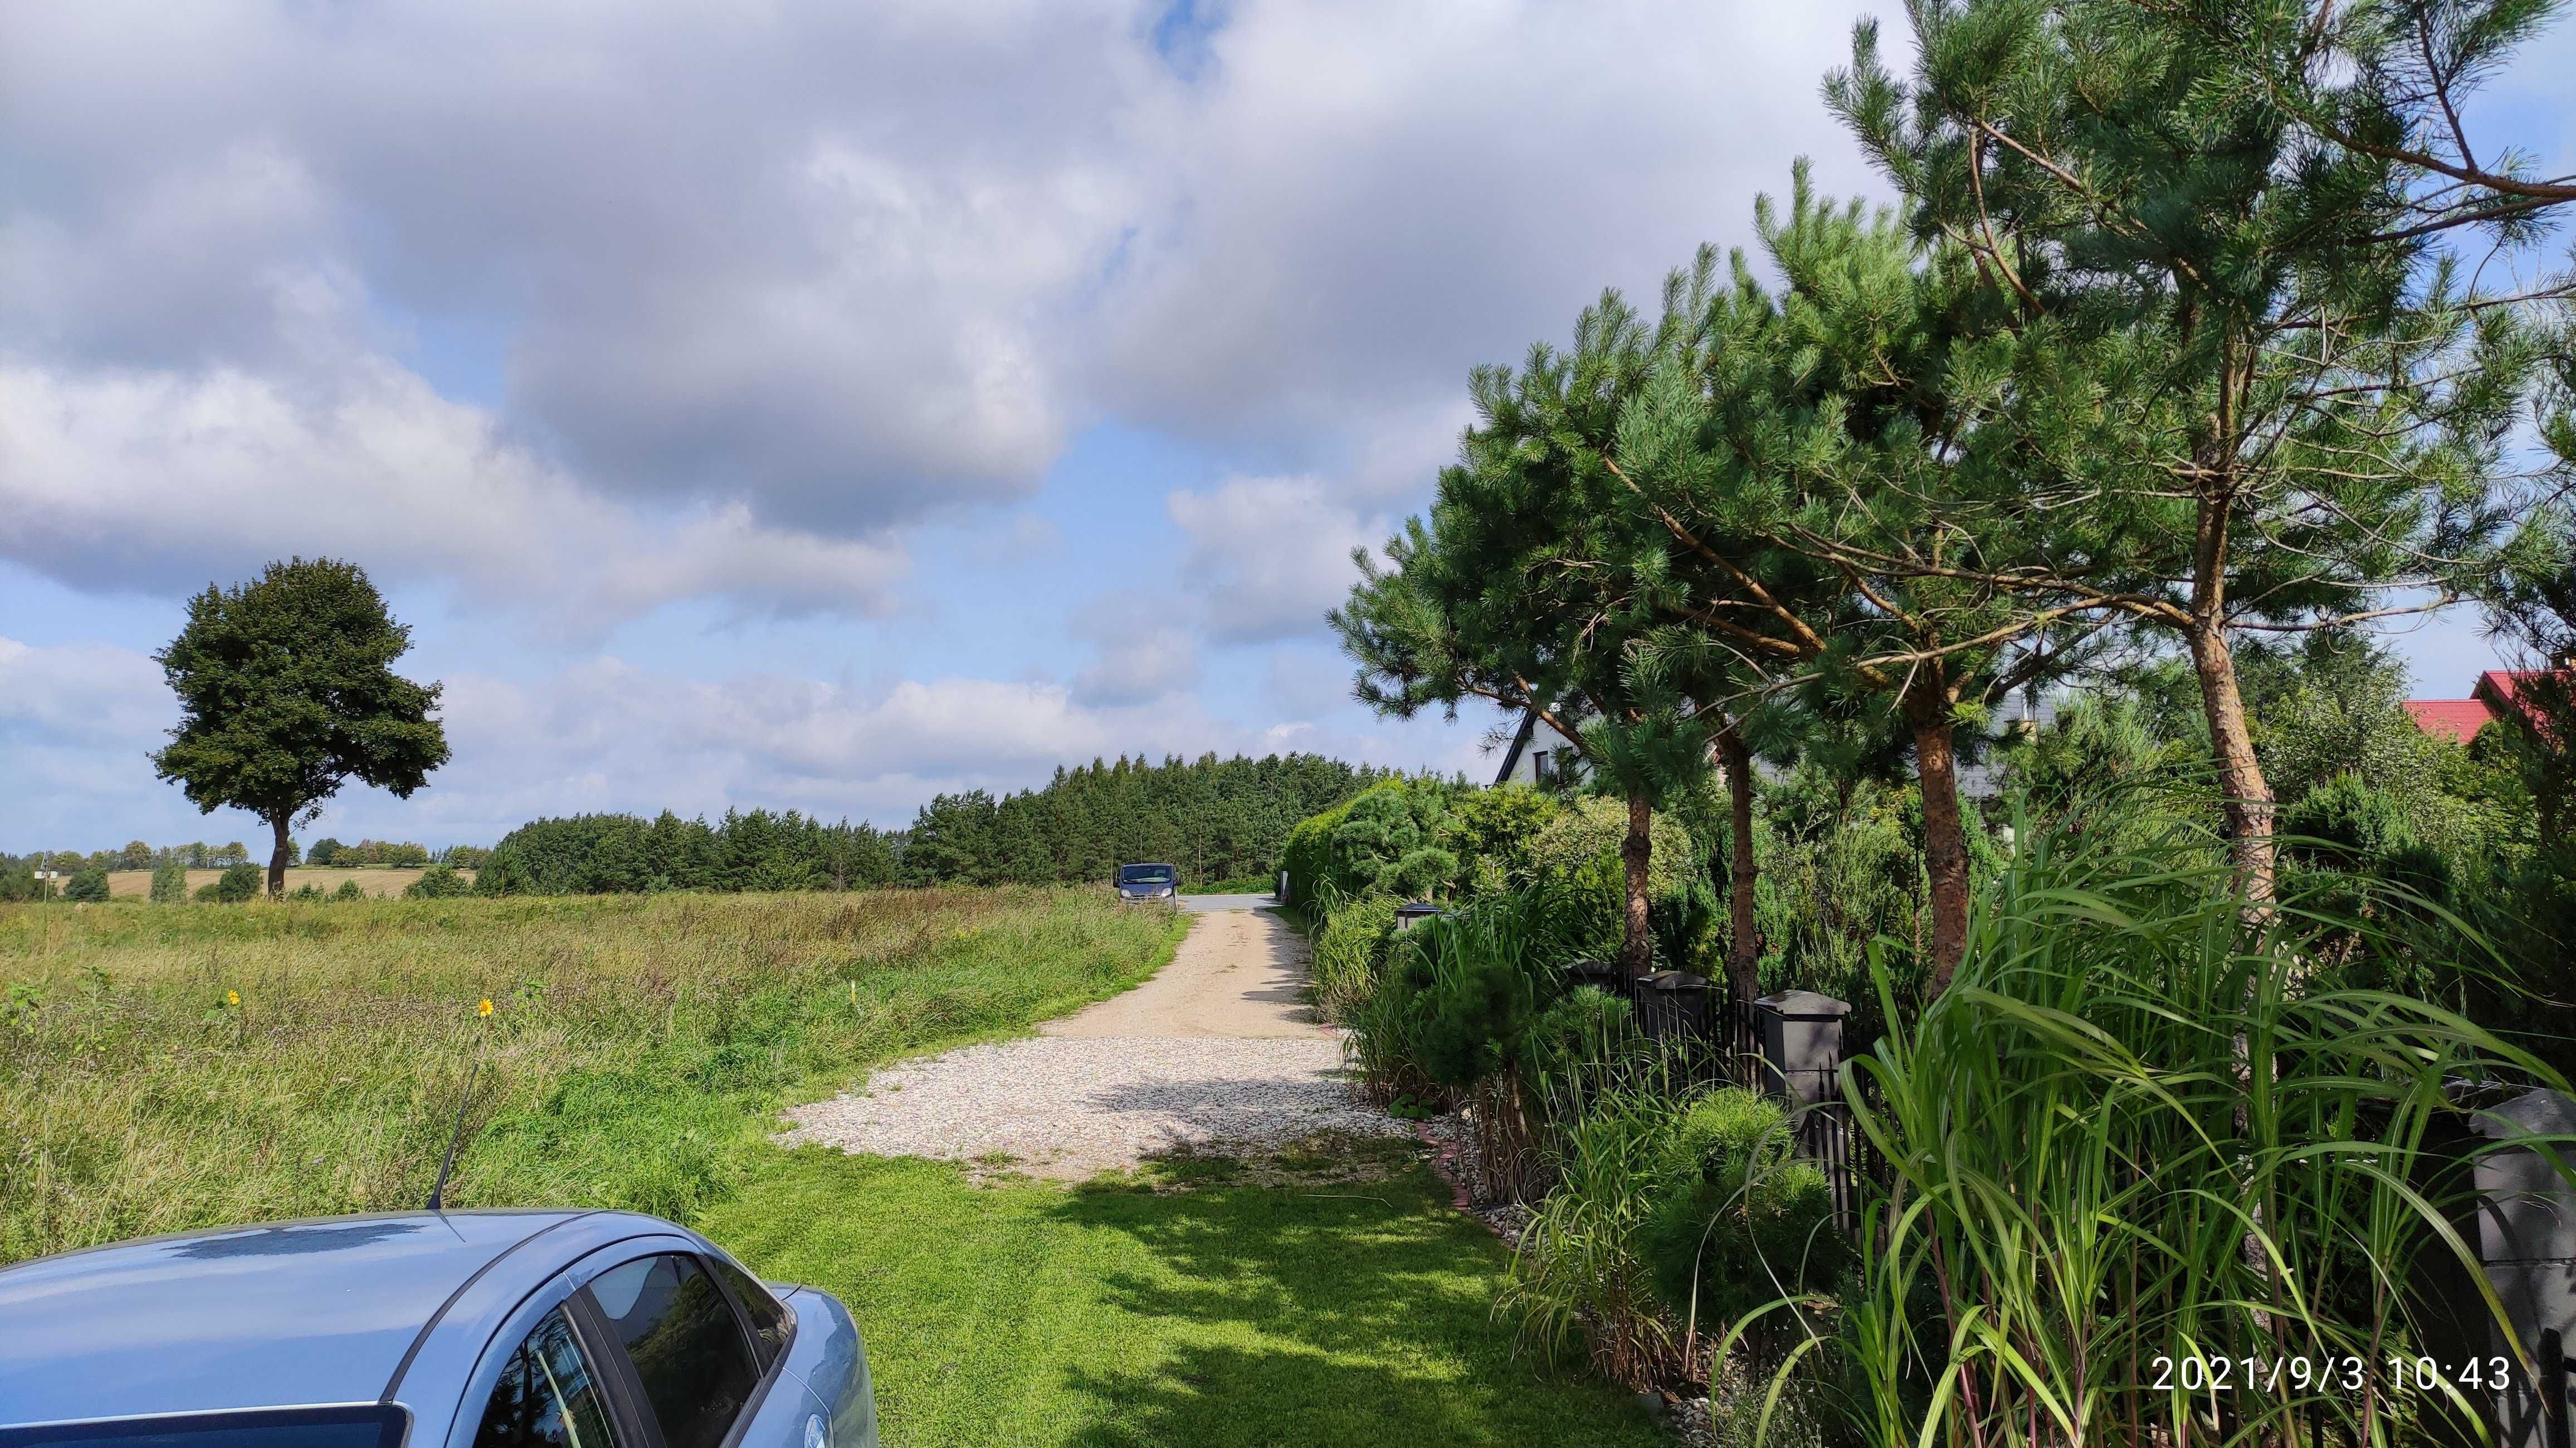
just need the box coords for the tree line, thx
[900,752,1402,887]
[1335,0,2576,995]
[468,752,1395,897]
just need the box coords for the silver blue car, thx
[0,1210,875,1448]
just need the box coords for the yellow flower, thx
[225,990,240,1007]
[477,999,495,1017]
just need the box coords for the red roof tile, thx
[2403,698,2496,743]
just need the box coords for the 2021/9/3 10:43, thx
[2151,1353,2519,1397]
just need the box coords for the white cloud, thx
[1094,1,1889,443]
[0,635,169,743]
[1167,475,1376,643]
[1067,590,1203,706]
[0,360,906,627]
[0,0,1892,598]
[0,1,1164,528]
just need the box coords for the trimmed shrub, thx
[1282,799,1353,905]
[1440,785,1562,894]
[1325,782,1455,899]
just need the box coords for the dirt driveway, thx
[775,903,1399,1178]
[1041,904,1322,1040]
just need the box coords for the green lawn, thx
[3,889,1657,1446]
[712,1148,1662,1448]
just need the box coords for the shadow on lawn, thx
[1041,1168,1663,1448]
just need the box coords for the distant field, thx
[103,865,475,898]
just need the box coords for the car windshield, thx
[1118,867,1174,886]
[4,1406,410,1448]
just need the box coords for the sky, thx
[3,1,2571,854]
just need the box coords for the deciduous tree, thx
[152,558,450,900]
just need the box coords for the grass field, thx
[0,890,1657,1447]
[100,865,474,898]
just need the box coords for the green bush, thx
[148,863,189,903]
[1525,796,1692,894]
[62,868,110,903]
[1440,785,1562,894]
[196,864,261,903]
[331,879,367,902]
[404,864,471,899]
[1281,800,1352,906]
[290,883,326,901]
[1637,1090,1847,1333]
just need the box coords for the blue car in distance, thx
[1114,862,1178,904]
[0,1209,876,1448]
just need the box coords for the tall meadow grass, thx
[0,888,1184,1263]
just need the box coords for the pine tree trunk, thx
[266,814,294,901]
[1618,789,1653,980]
[2187,616,2277,901]
[1905,672,1970,993]
[1718,728,1760,1005]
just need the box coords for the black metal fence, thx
[1578,964,1869,1235]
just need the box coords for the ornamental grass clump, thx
[1505,1080,1849,1396]
[1801,815,2574,1448]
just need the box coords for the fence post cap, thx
[2468,1084,2576,1141]
[1754,990,1852,1019]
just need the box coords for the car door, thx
[571,1251,810,1448]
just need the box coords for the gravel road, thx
[775,903,1402,1178]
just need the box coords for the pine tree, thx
[1824,0,2573,897]
[1335,308,1717,979]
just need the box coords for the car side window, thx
[584,1254,760,1448]
[471,1308,622,1448]
[701,1254,791,1372]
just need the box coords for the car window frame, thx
[466,1303,642,1448]
[695,1251,796,1377]
[442,1232,699,1448]
[564,1250,789,1448]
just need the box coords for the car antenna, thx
[426,1059,482,1212]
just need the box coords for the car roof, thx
[0,1210,601,1424]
